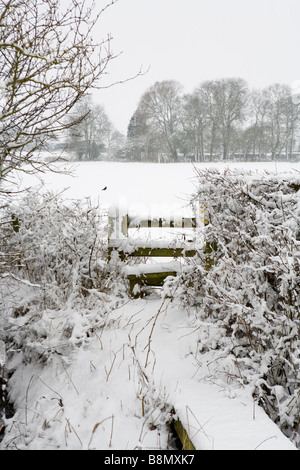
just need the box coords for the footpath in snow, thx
[107,296,296,451]
[0,288,297,451]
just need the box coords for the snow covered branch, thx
[0,0,119,186]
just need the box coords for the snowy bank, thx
[1,296,296,450]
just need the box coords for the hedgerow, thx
[164,168,300,447]
[0,190,127,365]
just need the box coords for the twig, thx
[185,405,213,447]
[144,299,168,368]
[25,374,35,426]
[62,362,79,395]
[88,415,114,449]
[109,414,114,447]
[39,376,63,400]
[104,352,117,381]
[65,418,82,447]
[254,435,277,450]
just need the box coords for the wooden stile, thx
[108,203,209,296]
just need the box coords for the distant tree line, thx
[65,78,300,163]
[126,79,300,162]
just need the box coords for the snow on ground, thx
[125,298,297,451]
[2,160,300,450]
[1,294,296,450]
[13,160,300,217]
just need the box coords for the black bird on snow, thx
[102,186,107,191]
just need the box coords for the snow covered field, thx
[1,160,300,451]
[14,160,300,216]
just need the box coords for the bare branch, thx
[0,0,123,187]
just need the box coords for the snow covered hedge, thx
[164,168,300,447]
[0,190,127,365]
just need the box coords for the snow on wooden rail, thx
[124,260,183,297]
[107,207,203,296]
[107,209,201,259]
[108,238,198,259]
[108,212,198,240]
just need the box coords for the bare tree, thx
[263,84,300,160]
[247,84,300,160]
[67,96,112,161]
[0,0,119,188]
[212,78,248,160]
[180,79,248,162]
[181,82,223,162]
[181,90,206,162]
[127,110,160,161]
[137,80,183,161]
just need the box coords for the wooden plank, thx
[173,419,196,451]
[108,246,197,258]
[127,271,177,285]
[127,271,177,297]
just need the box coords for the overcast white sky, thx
[93,0,300,134]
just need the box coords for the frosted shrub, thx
[0,190,127,363]
[166,168,300,446]
[2,191,126,296]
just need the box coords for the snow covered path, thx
[1,290,297,451]
[108,296,296,451]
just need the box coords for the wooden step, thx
[124,262,181,297]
